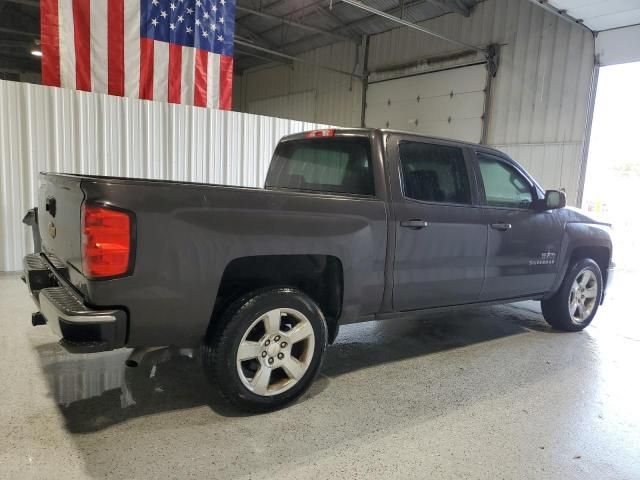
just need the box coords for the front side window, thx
[477,153,533,208]
[266,138,374,196]
[399,141,471,204]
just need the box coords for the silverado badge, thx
[529,251,556,266]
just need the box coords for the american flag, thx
[40,0,235,110]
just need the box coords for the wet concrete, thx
[1,271,639,479]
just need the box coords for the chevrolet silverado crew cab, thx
[23,128,614,412]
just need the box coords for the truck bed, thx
[37,172,388,347]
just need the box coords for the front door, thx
[390,137,487,311]
[473,152,564,300]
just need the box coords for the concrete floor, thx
[1,272,639,479]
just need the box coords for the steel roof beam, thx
[275,0,426,51]
[234,48,292,67]
[339,0,486,53]
[234,38,363,78]
[275,0,480,53]
[312,4,364,39]
[251,0,472,48]
[236,6,354,42]
[0,26,38,38]
[3,0,38,7]
[243,0,365,41]
[424,0,470,17]
[235,21,281,50]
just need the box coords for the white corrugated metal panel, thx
[488,0,594,147]
[0,80,329,272]
[493,142,583,206]
[365,63,487,142]
[547,0,640,31]
[240,41,363,127]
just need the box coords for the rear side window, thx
[266,138,374,196]
[399,141,471,204]
[477,153,533,209]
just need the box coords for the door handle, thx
[490,222,512,231]
[400,219,429,229]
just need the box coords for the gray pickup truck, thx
[23,128,614,411]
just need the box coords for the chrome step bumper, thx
[23,253,127,353]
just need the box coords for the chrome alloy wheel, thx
[236,308,315,397]
[568,269,598,323]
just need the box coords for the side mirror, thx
[534,190,566,211]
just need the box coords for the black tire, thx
[202,287,328,413]
[541,258,603,331]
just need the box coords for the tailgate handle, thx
[45,197,56,217]
[400,219,428,229]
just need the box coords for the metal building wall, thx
[368,0,595,205]
[0,80,328,272]
[239,0,595,204]
[238,40,363,127]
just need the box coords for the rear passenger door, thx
[388,136,487,311]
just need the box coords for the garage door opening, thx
[582,61,640,338]
[583,62,640,271]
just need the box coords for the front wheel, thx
[202,287,327,412]
[541,258,603,331]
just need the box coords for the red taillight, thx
[305,129,336,138]
[82,204,132,279]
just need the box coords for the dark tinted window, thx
[266,138,374,196]
[399,142,471,204]
[477,153,533,208]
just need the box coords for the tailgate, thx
[38,173,85,276]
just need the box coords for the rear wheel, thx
[202,287,327,412]
[541,258,603,331]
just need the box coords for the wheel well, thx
[570,246,610,285]
[213,255,343,343]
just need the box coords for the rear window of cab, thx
[266,138,374,196]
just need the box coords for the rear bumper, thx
[23,253,127,353]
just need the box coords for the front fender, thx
[545,222,612,299]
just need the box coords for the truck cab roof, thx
[279,127,510,159]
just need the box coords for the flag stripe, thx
[153,41,169,102]
[89,0,107,93]
[59,0,76,88]
[219,55,233,110]
[168,44,182,104]
[123,0,140,98]
[206,51,219,109]
[194,49,208,107]
[139,38,154,100]
[72,0,91,91]
[108,0,125,96]
[180,47,195,106]
[40,0,61,87]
